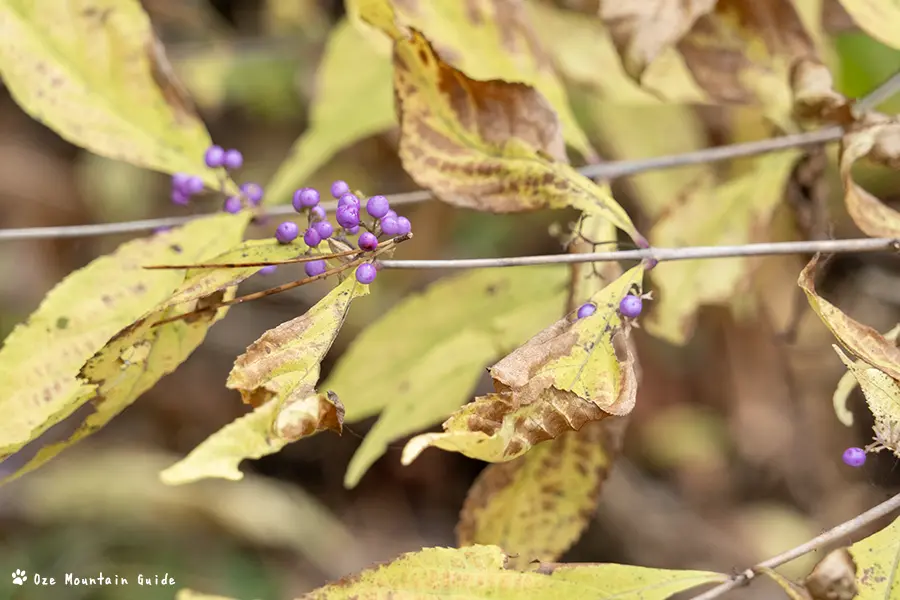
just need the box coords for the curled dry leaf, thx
[160,277,365,485]
[389,27,643,243]
[401,265,643,465]
[803,547,857,600]
[834,346,900,457]
[839,114,900,238]
[457,417,628,569]
[790,58,853,125]
[832,324,900,427]
[598,0,717,80]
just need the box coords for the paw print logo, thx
[11,569,26,585]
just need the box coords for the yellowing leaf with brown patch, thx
[834,346,900,458]
[598,0,717,80]
[299,544,727,599]
[837,0,900,50]
[0,0,233,192]
[160,276,364,485]
[848,515,900,599]
[833,324,900,427]
[799,255,900,381]
[646,151,801,345]
[457,417,627,569]
[402,265,643,465]
[392,28,644,244]
[839,115,900,238]
[0,213,249,465]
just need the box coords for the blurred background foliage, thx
[0,0,899,599]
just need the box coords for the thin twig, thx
[689,490,900,600]
[377,237,898,270]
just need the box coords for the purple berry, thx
[338,193,360,209]
[258,265,277,276]
[336,205,360,229]
[356,263,377,284]
[293,187,320,211]
[619,294,643,319]
[184,175,204,195]
[842,447,866,468]
[366,195,390,219]
[577,303,596,319]
[223,196,242,214]
[345,225,360,235]
[171,189,190,206]
[241,182,264,205]
[395,216,411,235]
[204,145,225,168]
[380,217,400,236]
[223,149,243,170]
[275,221,299,244]
[304,227,322,247]
[358,231,378,251]
[305,259,327,277]
[172,172,190,191]
[313,220,333,239]
[310,205,327,221]
[331,180,350,199]
[383,209,397,220]
[153,225,173,235]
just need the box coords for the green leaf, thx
[0,213,250,464]
[848,515,900,599]
[0,0,232,191]
[264,18,395,204]
[332,265,570,488]
[161,276,367,485]
[300,544,727,599]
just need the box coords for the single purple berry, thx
[204,145,225,168]
[395,216,411,235]
[275,221,299,244]
[310,205,327,221]
[171,189,190,206]
[383,209,397,220]
[241,182,264,205]
[312,220,333,239]
[153,226,173,235]
[305,259,327,277]
[366,195,390,219]
[172,172,190,191]
[223,149,243,170]
[356,263,377,284]
[258,265,277,276]
[358,231,378,251]
[223,196,242,214]
[338,193,360,209]
[345,225,360,235]
[842,447,867,468]
[304,227,322,247]
[331,180,350,199]
[293,187,320,211]
[577,303,596,319]
[183,175,204,195]
[619,294,643,319]
[380,217,400,236]
[336,205,360,229]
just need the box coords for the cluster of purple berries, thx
[170,145,264,213]
[275,179,412,285]
[576,293,644,321]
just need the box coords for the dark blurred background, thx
[0,1,899,599]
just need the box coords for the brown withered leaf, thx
[598,0,717,80]
[790,57,853,125]
[274,391,344,441]
[804,548,858,600]
[457,417,627,569]
[839,114,900,238]
[392,28,644,243]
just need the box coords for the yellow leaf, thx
[2,289,236,485]
[161,277,365,484]
[0,213,249,462]
[832,324,900,427]
[758,567,813,600]
[834,346,900,457]
[264,18,395,204]
[457,418,627,569]
[839,116,900,238]
[335,266,570,488]
[799,254,900,381]
[0,0,232,191]
[848,515,900,599]
[392,28,644,244]
[646,151,801,345]
[299,544,727,599]
[836,0,900,50]
[598,0,717,80]
[402,265,643,465]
